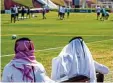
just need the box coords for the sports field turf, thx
[1,12,113,81]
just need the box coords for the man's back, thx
[2,59,53,82]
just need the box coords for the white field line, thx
[1,39,113,57]
[1,47,63,57]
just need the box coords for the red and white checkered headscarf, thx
[14,40,36,63]
[12,39,37,82]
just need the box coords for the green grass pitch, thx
[1,12,113,81]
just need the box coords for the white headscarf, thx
[51,38,96,82]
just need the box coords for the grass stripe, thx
[1,34,113,37]
[1,38,113,57]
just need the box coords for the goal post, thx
[91,3,113,13]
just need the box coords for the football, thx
[12,35,17,39]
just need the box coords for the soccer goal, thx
[91,1,113,12]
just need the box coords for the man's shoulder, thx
[3,61,13,71]
[35,62,44,68]
[34,62,45,73]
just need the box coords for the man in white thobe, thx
[51,37,109,82]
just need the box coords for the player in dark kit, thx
[10,6,16,23]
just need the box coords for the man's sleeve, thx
[94,61,109,74]
[35,63,55,82]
